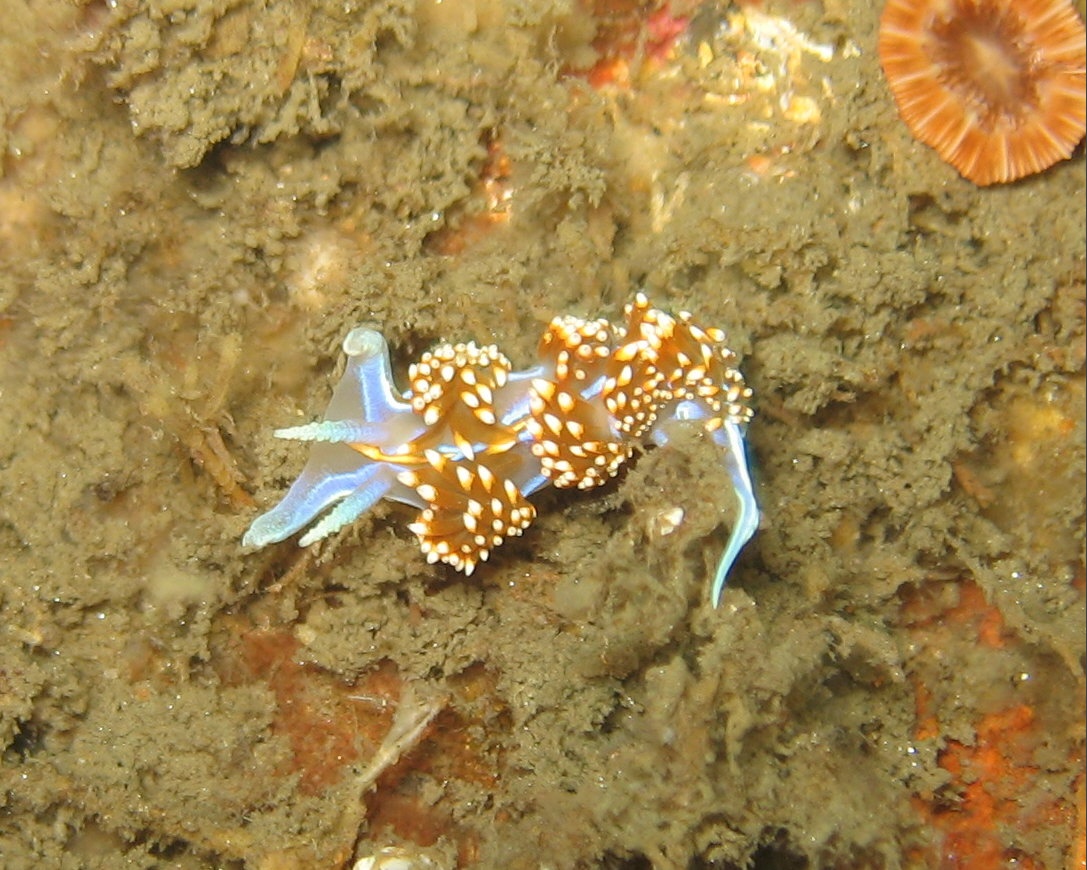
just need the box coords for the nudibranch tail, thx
[243,294,759,608]
[710,419,760,608]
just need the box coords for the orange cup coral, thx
[878,0,1087,185]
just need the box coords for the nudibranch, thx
[243,294,759,607]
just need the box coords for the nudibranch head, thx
[243,294,759,608]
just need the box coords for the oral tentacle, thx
[242,461,393,548]
[297,469,397,546]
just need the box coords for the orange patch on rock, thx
[898,576,1008,649]
[923,705,1077,870]
[899,577,1083,868]
[569,0,693,89]
[213,619,400,795]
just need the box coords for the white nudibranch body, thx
[243,294,759,607]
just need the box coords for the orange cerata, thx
[878,0,1087,185]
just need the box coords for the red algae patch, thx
[898,577,1084,867]
[211,619,400,795]
[879,0,1087,184]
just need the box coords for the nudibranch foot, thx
[243,294,759,608]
